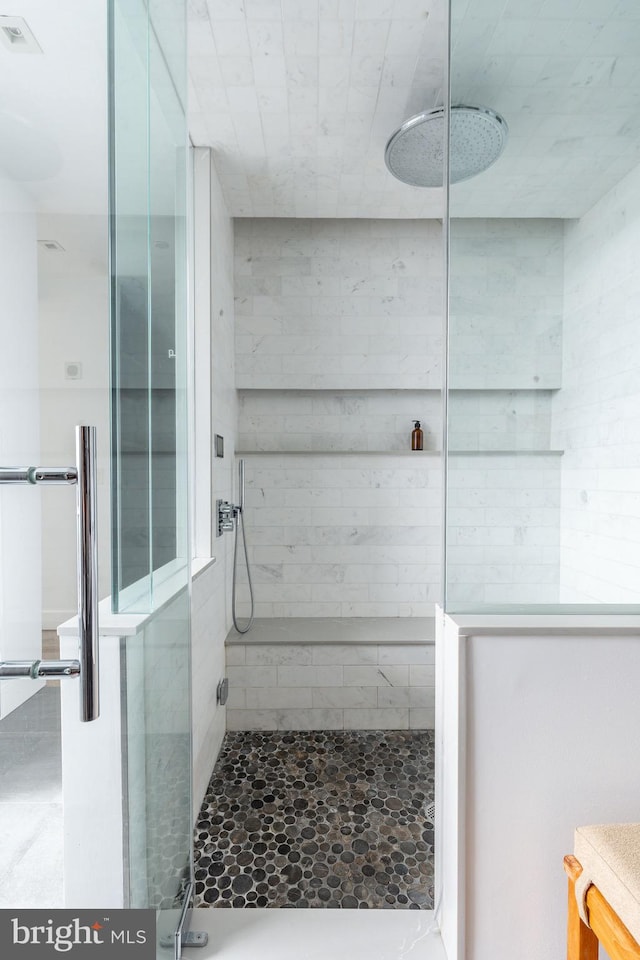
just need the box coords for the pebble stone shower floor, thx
[193,730,435,910]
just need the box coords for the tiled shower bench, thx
[225,617,435,731]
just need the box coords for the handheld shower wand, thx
[231,458,254,634]
[238,458,245,513]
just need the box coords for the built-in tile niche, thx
[238,390,440,453]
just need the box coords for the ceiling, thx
[189,0,640,219]
[0,1,107,216]
[188,0,447,218]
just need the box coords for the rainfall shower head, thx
[384,105,508,188]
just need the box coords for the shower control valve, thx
[216,499,235,537]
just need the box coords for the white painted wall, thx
[440,612,640,960]
[552,161,640,603]
[0,174,44,717]
[37,213,110,628]
[190,152,237,815]
[60,629,124,908]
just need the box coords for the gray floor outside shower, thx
[0,683,63,907]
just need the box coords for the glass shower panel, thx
[446,0,640,612]
[124,588,191,935]
[110,0,189,613]
[110,0,152,608]
[109,0,191,951]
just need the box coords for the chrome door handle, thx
[0,660,81,679]
[0,466,78,484]
[0,425,100,721]
[75,425,99,721]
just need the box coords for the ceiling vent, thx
[38,240,65,252]
[0,17,42,54]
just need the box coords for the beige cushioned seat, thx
[574,823,640,944]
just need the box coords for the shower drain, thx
[425,801,436,825]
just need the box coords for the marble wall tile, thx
[233,217,565,615]
[343,708,409,730]
[277,665,342,687]
[225,645,246,666]
[377,686,411,708]
[227,665,278,687]
[449,219,563,390]
[552,162,640,603]
[409,687,435,709]
[235,219,443,391]
[446,452,561,605]
[311,686,378,708]
[236,452,442,618]
[191,159,237,816]
[311,644,378,665]
[226,687,246,709]
[343,665,409,687]
[226,708,346,731]
[409,709,433,729]
[225,639,435,729]
[245,687,313,709]
[378,644,434,665]
[245,644,313,665]
[409,665,436,686]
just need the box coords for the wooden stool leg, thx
[565,855,598,960]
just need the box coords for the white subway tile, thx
[225,709,276,731]
[377,687,411,708]
[378,644,435,665]
[312,644,378,665]
[246,687,313,709]
[409,709,435,729]
[409,687,436,709]
[343,665,409,687]
[277,665,343,687]
[343,708,409,730]
[228,665,277,688]
[225,645,246,666]
[312,687,377,708]
[272,709,345,730]
[245,644,313,665]
[409,665,436,686]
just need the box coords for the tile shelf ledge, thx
[236,449,565,456]
[236,449,440,456]
[236,386,561,392]
[225,617,436,646]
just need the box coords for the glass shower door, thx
[0,2,191,952]
[0,0,111,913]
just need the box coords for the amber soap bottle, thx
[411,420,424,451]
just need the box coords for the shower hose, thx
[231,506,254,634]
